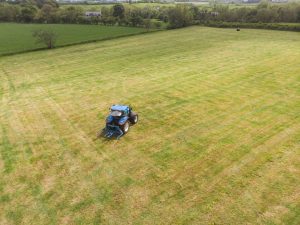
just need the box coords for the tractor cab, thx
[110,105,130,117]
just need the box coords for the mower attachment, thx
[103,124,124,139]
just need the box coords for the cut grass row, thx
[0,23,149,56]
[0,27,299,224]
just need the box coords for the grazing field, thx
[0,23,148,55]
[0,27,300,224]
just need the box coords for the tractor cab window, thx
[110,110,122,117]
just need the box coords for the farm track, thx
[0,27,299,225]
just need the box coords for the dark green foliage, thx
[153,20,162,29]
[0,4,20,21]
[143,18,152,31]
[36,4,57,23]
[0,2,300,30]
[58,6,83,23]
[32,29,57,49]
[130,12,143,27]
[168,5,193,29]
[205,2,300,23]
[112,3,125,19]
[20,4,37,22]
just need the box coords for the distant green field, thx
[0,27,299,224]
[0,23,148,55]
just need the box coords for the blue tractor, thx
[103,105,138,139]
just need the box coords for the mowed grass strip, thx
[0,27,299,224]
[0,23,148,55]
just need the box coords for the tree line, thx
[0,0,165,28]
[0,0,300,29]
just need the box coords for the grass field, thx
[0,27,299,224]
[0,23,148,55]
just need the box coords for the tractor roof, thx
[111,105,129,111]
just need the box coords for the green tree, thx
[32,29,57,49]
[112,4,125,19]
[20,5,37,22]
[130,13,143,27]
[0,4,21,22]
[168,5,193,29]
[59,6,83,23]
[154,21,162,29]
[143,18,152,31]
[39,3,57,23]
[257,8,274,23]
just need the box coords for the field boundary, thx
[203,22,300,32]
[2,24,298,58]
[0,28,163,58]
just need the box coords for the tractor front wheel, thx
[121,121,130,134]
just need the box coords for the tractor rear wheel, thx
[130,113,138,124]
[121,121,130,134]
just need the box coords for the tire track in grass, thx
[6,91,101,223]
[1,68,15,94]
[37,87,137,186]
[20,88,162,223]
[202,123,297,192]
[145,105,281,199]
[129,44,298,190]
[243,142,299,224]
[151,46,297,143]
[136,64,282,155]
[134,79,281,182]
[3,96,60,196]
[280,189,300,225]
[0,125,16,174]
[151,85,295,184]
[128,89,278,220]
[39,87,103,154]
[17,97,81,224]
[0,79,4,100]
[43,94,100,162]
[148,124,300,225]
[0,74,16,174]
[199,130,300,225]
[132,55,267,115]
[135,61,298,220]
[3,98,45,211]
